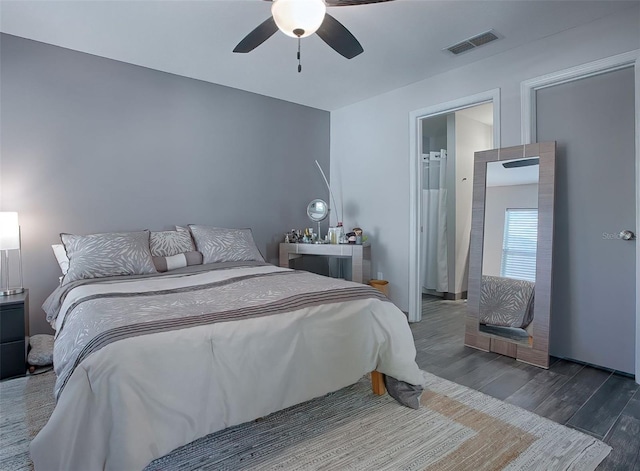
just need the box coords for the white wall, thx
[453,113,493,293]
[445,114,456,293]
[330,6,639,311]
[483,184,539,277]
[421,115,447,154]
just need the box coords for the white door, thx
[536,67,636,374]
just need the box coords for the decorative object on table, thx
[328,226,337,244]
[284,229,304,243]
[336,222,347,244]
[311,159,345,244]
[306,199,329,243]
[303,227,317,243]
[0,212,24,296]
[327,222,347,245]
[314,160,342,226]
[352,227,364,244]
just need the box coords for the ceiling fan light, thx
[271,0,327,39]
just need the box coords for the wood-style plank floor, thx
[412,296,640,470]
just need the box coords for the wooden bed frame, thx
[371,371,385,395]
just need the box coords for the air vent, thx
[445,30,501,55]
[448,42,475,55]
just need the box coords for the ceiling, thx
[0,1,635,111]
[487,159,539,187]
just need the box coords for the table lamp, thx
[0,212,24,296]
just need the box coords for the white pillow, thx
[52,244,70,275]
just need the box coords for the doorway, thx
[421,104,493,300]
[408,90,500,322]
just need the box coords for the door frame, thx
[520,49,640,381]
[408,89,501,323]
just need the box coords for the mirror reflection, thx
[307,199,329,222]
[479,157,539,345]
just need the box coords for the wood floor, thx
[411,296,640,470]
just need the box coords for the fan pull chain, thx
[297,37,302,73]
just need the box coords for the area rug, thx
[0,370,610,471]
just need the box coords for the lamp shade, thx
[271,0,327,38]
[0,212,20,250]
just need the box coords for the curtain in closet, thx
[421,150,449,293]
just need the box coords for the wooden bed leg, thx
[371,371,386,395]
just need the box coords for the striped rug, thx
[0,370,610,470]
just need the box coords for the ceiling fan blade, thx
[325,0,394,5]
[263,0,394,5]
[233,17,279,53]
[316,14,363,59]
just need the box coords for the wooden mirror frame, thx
[464,142,556,368]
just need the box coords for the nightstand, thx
[0,290,29,380]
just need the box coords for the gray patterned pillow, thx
[150,230,195,257]
[28,334,54,366]
[188,225,264,264]
[61,230,157,285]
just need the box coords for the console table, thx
[279,243,371,284]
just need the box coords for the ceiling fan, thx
[233,0,394,71]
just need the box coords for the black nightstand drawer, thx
[0,340,26,380]
[0,305,25,343]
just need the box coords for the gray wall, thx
[0,34,330,334]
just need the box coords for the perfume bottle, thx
[336,222,345,244]
[329,227,337,244]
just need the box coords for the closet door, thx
[536,67,636,374]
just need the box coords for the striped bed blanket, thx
[33,262,424,471]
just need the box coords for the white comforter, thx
[31,265,423,471]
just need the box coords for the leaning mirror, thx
[465,142,556,368]
[307,199,329,241]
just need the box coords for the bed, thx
[30,228,424,471]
